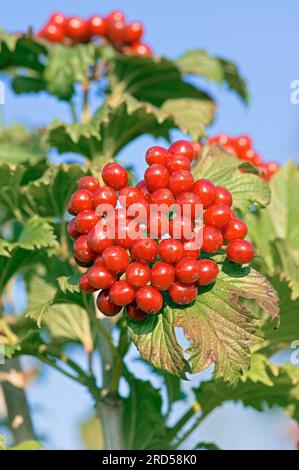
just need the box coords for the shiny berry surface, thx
[226,239,254,264]
[223,218,248,242]
[144,164,170,192]
[102,246,130,273]
[151,262,175,291]
[135,286,163,314]
[168,170,194,195]
[168,140,195,162]
[97,289,122,316]
[158,239,185,264]
[131,238,158,264]
[197,259,219,286]
[102,163,129,191]
[175,258,200,284]
[126,262,151,288]
[74,210,101,233]
[74,235,96,263]
[145,146,169,166]
[87,264,116,289]
[169,282,197,305]
[202,226,223,253]
[193,179,216,208]
[109,280,135,306]
[71,190,94,214]
[77,176,100,193]
[204,203,231,229]
[126,302,148,322]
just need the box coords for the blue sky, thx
[1,0,299,450]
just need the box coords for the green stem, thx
[69,101,78,123]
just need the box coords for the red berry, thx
[208,134,233,147]
[39,23,65,42]
[192,141,202,160]
[119,186,144,208]
[88,15,107,37]
[124,22,143,43]
[197,259,219,286]
[102,163,128,191]
[67,219,80,239]
[235,135,252,153]
[127,200,150,223]
[202,226,223,253]
[106,10,125,24]
[145,146,169,166]
[144,164,170,192]
[136,180,151,202]
[147,211,169,238]
[266,161,280,176]
[223,218,247,241]
[87,264,116,290]
[74,257,93,268]
[131,238,158,264]
[169,215,194,242]
[67,201,77,216]
[176,192,202,220]
[168,140,195,162]
[215,186,233,207]
[175,258,200,284]
[151,262,175,291]
[109,280,135,306]
[126,262,151,288]
[226,239,254,264]
[77,176,100,193]
[169,282,197,305]
[97,289,122,317]
[126,302,148,322]
[158,239,184,264]
[116,220,144,249]
[74,210,101,233]
[71,190,94,214]
[79,274,95,293]
[168,170,194,195]
[49,12,66,28]
[129,42,152,56]
[87,225,114,253]
[167,155,191,174]
[102,246,130,273]
[204,203,231,229]
[150,188,175,212]
[183,237,200,259]
[193,179,216,208]
[106,19,125,43]
[93,186,117,215]
[66,17,89,41]
[74,235,96,264]
[135,286,163,314]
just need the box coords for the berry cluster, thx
[206,134,280,180]
[37,10,152,57]
[67,140,254,322]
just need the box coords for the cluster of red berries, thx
[37,10,152,57]
[67,140,254,322]
[206,134,280,180]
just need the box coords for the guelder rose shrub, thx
[67,140,254,321]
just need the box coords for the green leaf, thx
[11,440,43,450]
[192,145,270,211]
[0,142,44,165]
[0,32,47,72]
[195,442,221,450]
[80,415,104,450]
[15,216,58,251]
[123,377,170,450]
[127,304,189,378]
[194,354,299,422]
[12,75,46,95]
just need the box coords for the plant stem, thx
[0,357,37,444]
[82,83,91,124]
[69,101,78,123]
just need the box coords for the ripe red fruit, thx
[168,170,194,195]
[150,188,175,212]
[202,226,223,253]
[102,246,130,273]
[126,302,148,322]
[129,42,152,56]
[147,211,169,238]
[235,135,252,153]
[193,179,216,208]
[87,264,116,290]
[124,22,143,43]
[158,239,184,264]
[49,12,66,28]
[102,163,128,191]
[67,219,80,239]
[74,210,101,233]
[126,262,151,288]
[96,289,122,317]
[106,20,125,43]
[77,176,100,193]
[131,238,158,264]
[135,286,163,314]
[79,274,95,293]
[183,238,200,259]
[87,226,114,253]
[144,164,170,192]
[192,141,202,160]
[116,220,144,249]
[39,23,65,42]
[71,190,94,214]
[168,140,195,162]
[223,218,248,241]
[109,280,135,306]
[93,186,117,214]
[169,215,194,242]
[67,201,77,216]
[119,186,144,208]
[88,15,107,37]
[197,259,219,286]
[167,155,191,174]
[215,186,233,207]
[175,258,200,284]
[204,203,231,229]
[135,180,151,201]
[66,17,89,41]
[151,262,175,291]
[176,192,202,219]
[169,282,197,305]
[266,161,280,176]
[226,239,254,264]
[74,235,96,263]
[106,10,125,24]
[145,146,169,166]
[127,200,150,223]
